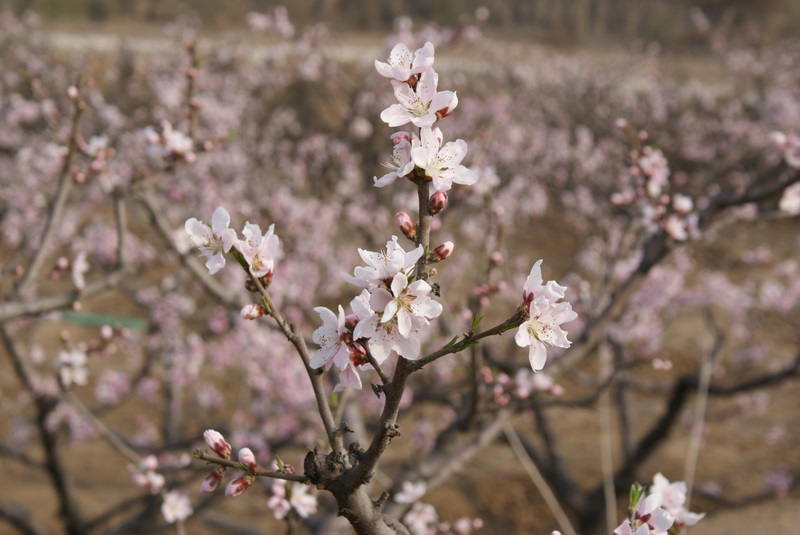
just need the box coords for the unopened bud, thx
[200,467,224,493]
[225,475,255,497]
[67,86,79,100]
[241,303,266,320]
[390,131,411,144]
[434,92,458,121]
[238,447,258,470]
[203,429,232,458]
[55,257,69,270]
[428,191,448,214]
[489,251,503,265]
[614,118,629,130]
[396,212,416,241]
[431,241,454,262]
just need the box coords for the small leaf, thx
[442,335,459,349]
[470,315,484,332]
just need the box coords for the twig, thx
[246,272,342,453]
[503,423,576,535]
[684,313,724,507]
[15,75,86,297]
[193,451,308,483]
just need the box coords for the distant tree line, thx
[7,0,799,45]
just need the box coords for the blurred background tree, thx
[5,0,799,47]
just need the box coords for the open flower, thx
[411,127,478,193]
[380,68,458,128]
[161,490,193,523]
[185,207,237,275]
[374,131,415,187]
[375,272,443,338]
[515,296,577,372]
[310,305,351,371]
[515,260,577,372]
[345,236,423,290]
[375,41,435,83]
[236,222,280,279]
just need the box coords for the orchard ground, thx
[2,17,799,535]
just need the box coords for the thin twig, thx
[503,423,576,535]
[15,76,86,297]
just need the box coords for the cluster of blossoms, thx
[129,455,192,524]
[267,477,318,520]
[396,480,483,535]
[185,206,280,283]
[615,474,705,535]
[611,126,699,242]
[373,41,477,193]
[144,120,196,163]
[311,236,443,390]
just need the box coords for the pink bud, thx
[434,92,459,120]
[241,303,266,320]
[200,467,224,493]
[489,251,503,265]
[55,256,69,270]
[67,86,79,100]
[139,455,158,472]
[396,212,416,241]
[390,131,411,144]
[238,447,258,471]
[225,475,255,497]
[614,118,628,130]
[432,241,454,261]
[428,191,448,214]
[203,429,232,458]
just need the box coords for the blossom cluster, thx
[185,206,280,280]
[311,236,443,390]
[615,474,705,535]
[373,42,478,193]
[610,133,699,242]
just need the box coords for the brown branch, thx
[15,76,86,297]
[0,499,50,535]
[0,269,127,322]
[193,451,309,483]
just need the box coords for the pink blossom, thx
[161,490,193,523]
[345,236,424,290]
[411,127,478,193]
[236,222,280,279]
[394,480,427,504]
[375,131,415,187]
[375,42,435,83]
[185,207,237,275]
[380,68,458,128]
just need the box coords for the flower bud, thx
[203,429,232,458]
[396,212,417,241]
[489,251,503,265]
[241,303,266,320]
[200,467,224,493]
[428,191,448,214]
[431,241,454,262]
[225,475,255,497]
[67,86,79,100]
[238,447,258,471]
